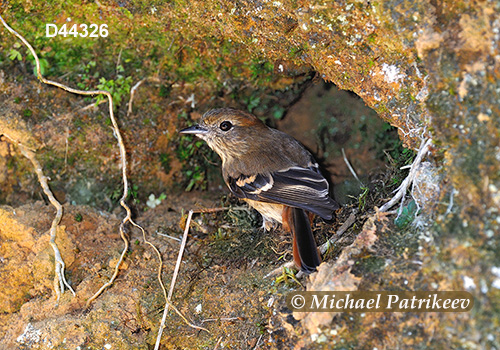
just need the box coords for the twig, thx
[253,334,264,350]
[201,317,241,324]
[154,210,208,350]
[77,99,108,112]
[194,206,248,213]
[127,79,145,116]
[156,232,182,242]
[168,210,191,303]
[319,211,357,255]
[378,138,432,216]
[264,261,296,278]
[167,35,176,51]
[342,148,363,185]
[214,336,223,350]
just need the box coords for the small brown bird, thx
[180,108,339,273]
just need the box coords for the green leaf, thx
[395,200,418,228]
[8,49,22,61]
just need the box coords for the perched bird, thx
[180,108,339,273]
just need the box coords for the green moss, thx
[158,84,172,97]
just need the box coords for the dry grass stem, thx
[342,148,363,185]
[213,336,223,350]
[154,210,208,350]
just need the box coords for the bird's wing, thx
[227,165,339,220]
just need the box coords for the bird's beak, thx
[179,124,209,135]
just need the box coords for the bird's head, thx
[179,108,267,162]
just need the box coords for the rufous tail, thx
[283,207,321,273]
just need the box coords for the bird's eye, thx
[219,121,233,131]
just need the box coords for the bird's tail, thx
[283,207,321,273]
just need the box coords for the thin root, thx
[18,143,75,303]
[378,138,432,216]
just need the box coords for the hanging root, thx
[15,140,75,303]
[0,14,134,305]
[379,138,433,216]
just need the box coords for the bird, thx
[180,108,339,273]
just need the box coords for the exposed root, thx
[127,77,161,116]
[2,17,130,306]
[379,138,433,216]
[15,140,75,303]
